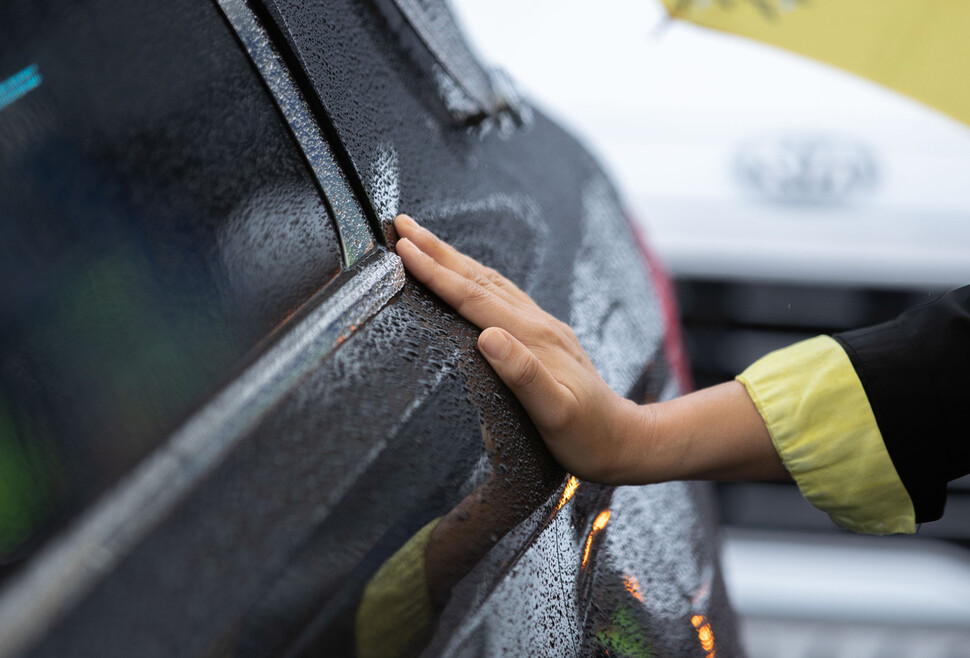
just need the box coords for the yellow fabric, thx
[661,0,970,127]
[737,335,915,534]
[355,518,441,658]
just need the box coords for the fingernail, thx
[479,329,510,360]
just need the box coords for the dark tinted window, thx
[0,0,342,566]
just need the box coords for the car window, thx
[0,0,343,568]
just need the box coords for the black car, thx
[0,0,740,655]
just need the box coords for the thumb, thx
[477,328,566,430]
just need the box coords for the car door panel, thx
[241,1,740,652]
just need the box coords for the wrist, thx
[603,396,665,486]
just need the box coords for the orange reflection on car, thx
[691,614,715,657]
[623,574,643,602]
[581,510,611,567]
[555,476,580,512]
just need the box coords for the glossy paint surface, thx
[0,0,741,655]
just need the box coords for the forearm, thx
[609,382,790,485]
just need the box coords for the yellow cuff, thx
[737,335,915,535]
[355,518,441,658]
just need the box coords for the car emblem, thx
[734,133,879,205]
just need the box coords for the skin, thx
[394,213,790,486]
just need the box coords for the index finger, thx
[396,237,531,335]
[394,214,534,307]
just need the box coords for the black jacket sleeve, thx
[833,285,970,523]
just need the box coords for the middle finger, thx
[396,237,535,335]
[395,215,534,307]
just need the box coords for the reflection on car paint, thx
[216,0,375,266]
[218,183,346,311]
[624,573,644,602]
[421,193,548,294]
[227,303,470,657]
[589,483,742,656]
[556,475,581,512]
[571,177,665,396]
[432,504,586,655]
[582,509,612,568]
[0,401,57,559]
[353,394,561,656]
[0,251,405,658]
[692,614,717,657]
[0,64,42,112]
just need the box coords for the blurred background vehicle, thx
[0,0,735,656]
[449,0,970,656]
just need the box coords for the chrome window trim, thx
[379,0,529,125]
[216,0,375,266]
[394,0,495,110]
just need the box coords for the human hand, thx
[394,213,789,486]
[393,214,649,484]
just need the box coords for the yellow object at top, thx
[661,0,970,127]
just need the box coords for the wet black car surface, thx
[0,0,740,655]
